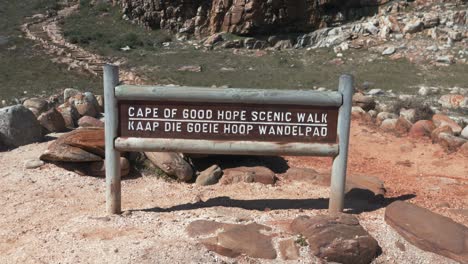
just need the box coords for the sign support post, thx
[104,64,121,214]
[329,74,354,213]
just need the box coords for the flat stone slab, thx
[385,201,468,263]
[186,220,276,259]
[40,128,103,162]
[291,214,380,264]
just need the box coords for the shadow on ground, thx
[133,192,416,214]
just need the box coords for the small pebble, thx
[24,159,44,169]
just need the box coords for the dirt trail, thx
[0,120,465,263]
[21,5,145,85]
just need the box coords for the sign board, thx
[103,65,354,215]
[118,101,339,143]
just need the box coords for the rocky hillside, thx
[119,0,392,37]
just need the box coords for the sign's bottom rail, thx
[114,137,339,157]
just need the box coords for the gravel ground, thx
[0,121,466,264]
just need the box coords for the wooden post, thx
[329,74,354,214]
[104,64,121,214]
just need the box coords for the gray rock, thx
[382,46,396,55]
[273,39,294,50]
[0,105,43,148]
[352,93,376,111]
[365,22,379,35]
[368,110,378,118]
[83,92,101,115]
[380,118,398,132]
[418,86,439,96]
[403,19,423,34]
[435,55,454,64]
[461,126,468,140]
[24,159,45,169]
[376,112,398,123]
[196,165,223,186]
[367,89,384,96]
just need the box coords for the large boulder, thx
[40,128,104,162]
[145,152,193,181]
[291,214,380,264]
[0,105,43,148]
[385,201,468,263]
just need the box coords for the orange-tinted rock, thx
[220,166,276,185]
[40,128,105,162]
[432,114,462,134]
[385,201,468,263]
[409,120,435,138]
[395,116,412,135]
[78,116,104,128]
[291,214,380,264]
[62,128,105,157]
[40,138,102,162]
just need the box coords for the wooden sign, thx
[104,64,354,215]
[118,101,339,143]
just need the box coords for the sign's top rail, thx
[115,85,343,107]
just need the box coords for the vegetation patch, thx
[63,2,171,53]
[0,0,100,102]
